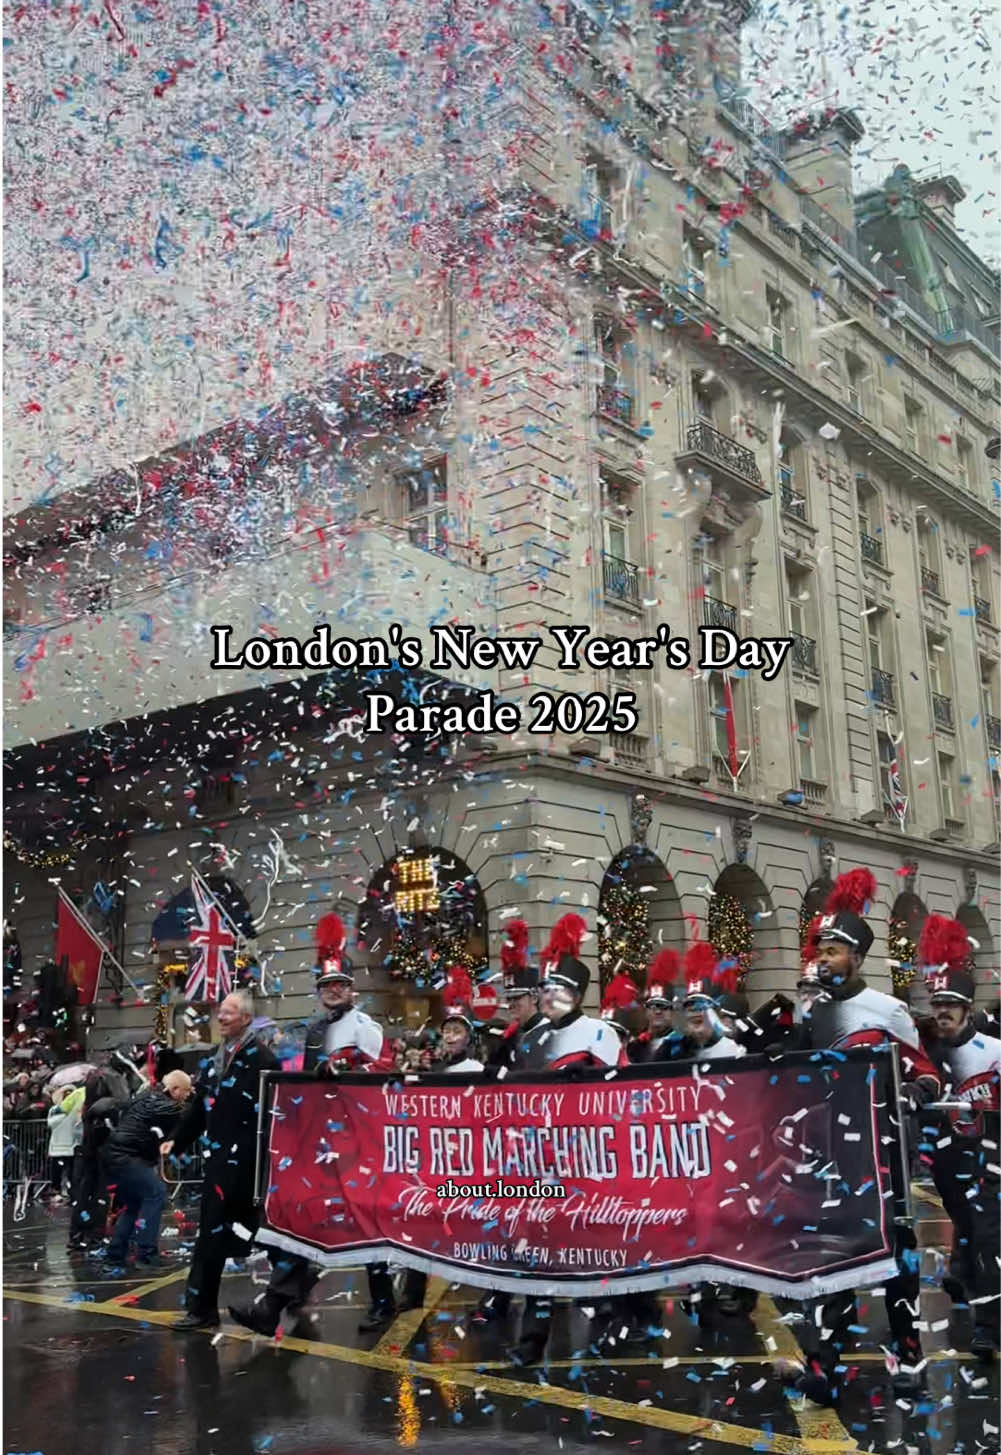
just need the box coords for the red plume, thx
[500,918,529,973]
[542,912,587,966]
[316,913,346,959]
[825,869,877,916]
[917,915,971,973]
[647,948,681,985]
[442,967,474,1010]
[801,914,822,967]
[712,958,740,994]
[601,973,640,1015]
[684,941,718,983]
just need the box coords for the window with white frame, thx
[938,751,959,821]
[795,702,822,782]
[857,477,883,566]
[778,430,806,518]
[594,314,635,423]
[845,351,869,417]
[682,224,711,301]
[582,150,617,238]
[917,516,942,595]
[877,730,904,821]
[766,286,788,358]
[956,435,973,491]
[904,396,923,454]
[709,672,740,764]
[395,457,448,556]
[971,545,994,622]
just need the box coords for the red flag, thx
[55,896,104,1006]
[722,675,740,781]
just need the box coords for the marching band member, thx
[778,870,938,1401]
[228,914,395,1339]
[918,916,1000,1361]
[630,950,683,1063]
[487,920,550,1073]
[680,943,747,1061]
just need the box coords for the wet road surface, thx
[4,1184,997,1454]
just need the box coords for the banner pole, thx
[889,1041,915,1227]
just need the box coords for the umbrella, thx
[48,1062,96,1089]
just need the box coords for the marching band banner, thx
[254,1049,908,1299]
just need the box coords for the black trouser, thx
[367,1262,395,1308]
[69,1146,108,1240]
[793,1225,922,1374]
[257,1251,321,1315]
[185,1182,257,1317]
[934,1142,1000,1335]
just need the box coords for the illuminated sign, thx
[393,855,440,915]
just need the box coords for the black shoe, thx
[227,1302,280,1337]
[172,1310,220,1332]
[358,1302,395,1333]
[942,1274,968,1304]
[971,1328,997,1362]
[507,1334,547,1367]
[890,1366,926,1395]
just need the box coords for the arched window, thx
[357,849,488,985]
[598,848,684,997]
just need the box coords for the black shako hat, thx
[928,968,976,1006]
[541,913,590,999]
[814,869,877,961]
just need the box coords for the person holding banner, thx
[398,974,485,1314]
[779,869,939,1401]
[507,913,623,1368]
[228,915,396,1338]
[918,916,1000,1361]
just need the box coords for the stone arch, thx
[709,863,775,986]
[956,903,997,994]
[597,847,684,997]
[356,848,489,1022]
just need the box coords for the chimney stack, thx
[783,108,865,232]
[914,175,966,228]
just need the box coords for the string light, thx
[889,915,917,995]
[3,833,75,870]
[707,892,753,986]
[598,883,652,995]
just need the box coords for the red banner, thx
[55,896,104,1006]
[255,1051,906,1299]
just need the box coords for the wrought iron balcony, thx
[704,595,738,633]
[790,632,817,673]
[860,531,883,567]
[602,552,640,605]
[975,595,992,623]
[986,714,1001,749]
[932,693,954,731]
[921,566,941,596]
[871,668,895,709]
[682,420,763,489]
[596,383,634,426]
[780,479,807,520]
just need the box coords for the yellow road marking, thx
[373,1275,449,1355]
[109,1267,188,1304]
[754,1297,858,1452]
[0,1288,836,1453]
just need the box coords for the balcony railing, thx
[975,595,993,623]
[921,566,941,596]
[602,552,640,605]
[684,420,763,487]
[871,668,896,709]
[610,731,648,767]
[986,714,1001,749]
[717,94,788,160]
[790,632,817,674]
[799,778,828,806]
[860,531,883,566]
[597,383,634,426]
[704,595,738,633]
[780,479,807,520]
[932,692,954,731]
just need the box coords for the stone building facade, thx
[4,3,998,1047]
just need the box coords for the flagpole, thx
[56,886,145,999]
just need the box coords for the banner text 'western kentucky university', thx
[254,1049,908,1298]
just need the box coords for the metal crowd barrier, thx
[3,1118,53,1202]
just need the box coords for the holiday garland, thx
[707,892,753,986]
[598,882,652,995]
[888,916,917,994]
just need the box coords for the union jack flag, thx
[185,874,236,1003]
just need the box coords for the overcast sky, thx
[743,0,1000,266]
